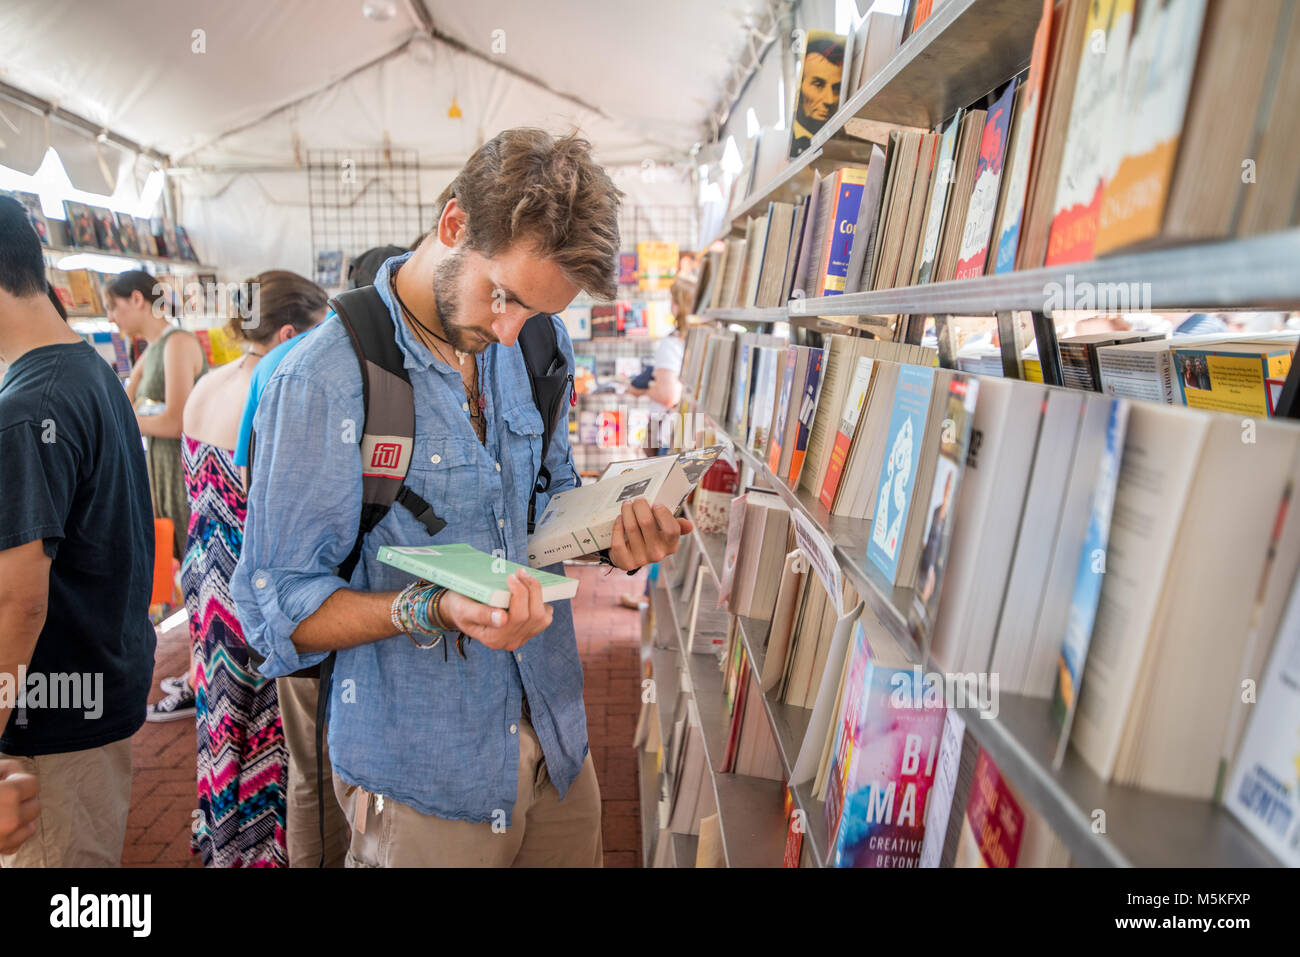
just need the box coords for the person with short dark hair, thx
[0,196,156,866]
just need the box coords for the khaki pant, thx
[276,674,349,868]
[335,718,603,867]
[0,737,133,867]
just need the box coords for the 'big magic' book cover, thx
[826,634,947,867]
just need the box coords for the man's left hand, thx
[609,498,692,571]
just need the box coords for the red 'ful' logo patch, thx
[371,442,401,470]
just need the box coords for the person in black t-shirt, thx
[0,196,156,866]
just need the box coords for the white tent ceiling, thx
[0,0,770,171]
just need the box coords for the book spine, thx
[819,428,854,511]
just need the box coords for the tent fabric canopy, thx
[0,0,765,172]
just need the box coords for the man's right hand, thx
[0,760,40,854]
[439,570,554,652]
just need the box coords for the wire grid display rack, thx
[619,205,700,253]
[306,149,427,291]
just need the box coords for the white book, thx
[930,378,1046,674]
[1023,395,1118,697]
[988,391,1086,690]
[1068,404,1209,781]
[527,446,723,566]
[1226,570,1300,866]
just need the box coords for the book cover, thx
[174,226,198,263]
[911,373,979,640]
[63,201,97,248]
[88,206,122,252]
[1044,0,1136,266]
[528,446,724,565]
[11,190,50,245]
[1051,399,1129,756]
[789,30,848,159]
[1093,0,1209,256]
[867,364,935,583]
[1172,345,1294,418]
[783,787,804,867]
[993,0,1053,273]
[953,748,1026,867]
[377,543,578,609]
[767,346,799,473]
[819,356,875,510]
[1225,573,1300,867]
[133,216,157,256]
[816,167,871,296]
[115,212,141,255]
[787,347,826,484]
[915,113,961,284]
[828,656,948,867]
[954,80,1017,280]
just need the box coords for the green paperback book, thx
[377,543,579,608]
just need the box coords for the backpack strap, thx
[329,286,446,583]
[516,313,575,533]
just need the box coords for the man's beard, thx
[433,248,493,353]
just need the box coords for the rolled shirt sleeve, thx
[230,364,364,677]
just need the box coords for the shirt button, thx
[515,652,523,662]
[509,724,518,735]
[255,577,267,589]
[495,462,502,472]
[462,402,469,412]
[498,519,505,528]
[431,454,441,464]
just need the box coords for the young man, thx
[0,197,157,866]
[232,129,691,867]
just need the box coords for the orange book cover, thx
[1043,0,1135,266]
[1092,0,1209,255]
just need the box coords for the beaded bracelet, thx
[391,581,446,650]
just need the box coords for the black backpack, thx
[250,284,573,865]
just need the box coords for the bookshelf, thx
[42,242,218,272]
[707,0,1043,247]
[660,393,1285,868]
[702,228,1300,325]
[648,579,788,868]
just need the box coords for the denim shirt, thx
[230,253,586,825]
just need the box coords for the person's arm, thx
[231,368,551,673]
[0,761,39,854]
[124,350,145,404]
[646,366,682,409]
[137,332,203,439]
[0,541,49,739]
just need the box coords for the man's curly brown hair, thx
[435,128,623,300]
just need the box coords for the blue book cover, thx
[788,347,825,483]
[1052,399,1130,754]
[867,365,935,582]
[817,167,871,296]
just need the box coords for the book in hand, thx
[377,543,578,609]
[526,445,724,566]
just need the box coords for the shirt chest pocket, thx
[406,436,481,531]
[501,403,545,492]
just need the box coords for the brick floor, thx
[125,561,646,867]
